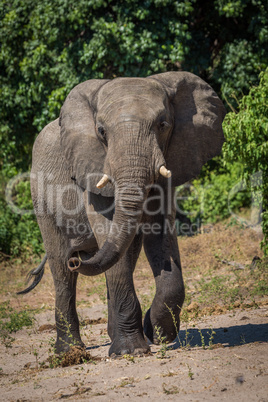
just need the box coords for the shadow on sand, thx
[85,322,268,352]
[173,322,268,349]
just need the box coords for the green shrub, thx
[177,69,268,255]
[176,162,251,225]
[0,178,43,257]
[1,0,268,257]
[0,301,34,333]
[0,301,34,347]
[223,68,268,254]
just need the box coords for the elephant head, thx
[59,72,226,274]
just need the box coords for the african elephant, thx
[21,72,225,356]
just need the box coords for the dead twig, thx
[0,251,13,267]
[0,251,11,259]
[221,259,245,270]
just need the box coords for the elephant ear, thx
[59,79,114,197]
[151,71,226,186]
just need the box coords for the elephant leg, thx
[84,192,149,355]
[106,232,150,356]
[106,230,141,342]
[37,216,83,354]
[143,195,185,344]
[49,257,84,354]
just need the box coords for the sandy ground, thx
[0,223,267,401]
[0,303,267,401]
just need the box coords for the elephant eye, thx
[97,125,107,143]
[98,126,105,136]
[160,121,170,130]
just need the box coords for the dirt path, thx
[1,223,267,400]
[0,304,267,401]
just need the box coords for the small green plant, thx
[0,302,34,347]
[155,325,168,359]
[47,309,94,368]
[33,348,39,366]
[187,364,194,380]
[0,330,15,349]
[48,337,63,368]
[123,354,135,363]
[177,308,192,349]
[208,328,216,349]
[165,303,194,349]
[30,340,47,369]
[48,310,79,368]
[198,328,206,349]
[57,308,82,345]
[162,383,179,395]
[165,303,179,335]
[240,334,246,344]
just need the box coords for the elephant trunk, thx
[68,170,149,276]
[68,123,166,276]
[68,239,122,276]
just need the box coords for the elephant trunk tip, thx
[68,256,81,271]
[67,241,121,276]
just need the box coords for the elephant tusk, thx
[77,251,82,262]
[159,165,172,178]
[96,174,110,189]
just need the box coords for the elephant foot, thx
[54,334,85,355]
[109,332,150,356]
[143,308,179,344]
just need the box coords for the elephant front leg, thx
[36,213,84,355]
[106,234,150,356]
[143,213,185,344]
[83,192,149,356]
[50,260,84,354]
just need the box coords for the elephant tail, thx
[17,254,47,295]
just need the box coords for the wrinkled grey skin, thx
[31,72,226,356]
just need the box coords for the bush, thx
[1,0,267,257]
[223,68,268,254]
[176,161,251,225]
[0,178,43,257]
[0,301,34,347]
[177,69,268,254]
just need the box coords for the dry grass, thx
[0,219,267,320]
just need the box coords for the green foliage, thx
[0,301,34,347]
[0,301,34,332]
[177,69,267,252]
[177,161,251,224]
[223,68,268,254]
[0,179,43,257]
[212,0,268,103]
[0,0,267,256]
[1,0,267,171]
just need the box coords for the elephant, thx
[19,71,226,356]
